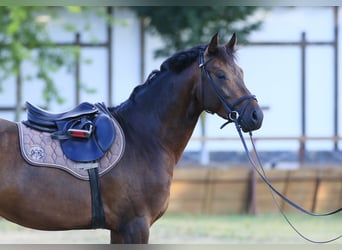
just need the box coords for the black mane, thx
[160,45,206,73]
[127,45,207,102]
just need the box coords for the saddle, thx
[23,102,116,163]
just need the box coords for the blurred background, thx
[0,6,340,242]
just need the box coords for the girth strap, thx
[87,167,105,229]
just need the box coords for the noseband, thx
[198,51,256,128]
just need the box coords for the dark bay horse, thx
[0,33,263,243]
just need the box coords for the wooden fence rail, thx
[167,167,342,215]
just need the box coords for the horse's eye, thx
[215,71,226,80]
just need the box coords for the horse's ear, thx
[205,33,219,55]
[226,32,237,51]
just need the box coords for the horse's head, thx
[198,33,263,132]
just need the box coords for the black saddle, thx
[23,102,116,163]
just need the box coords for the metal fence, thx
[0,7,340,157]
[0,7,114,121]
[192,6,341,157]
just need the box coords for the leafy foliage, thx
[0,7,264,108]
[0,7,113,107]
[129,6,265,57]
[0,7,68,104]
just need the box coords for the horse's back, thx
[0,118,19,155]
[0,118,17,132]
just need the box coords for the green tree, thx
[0,6,114,110]
[129,6,265,57]
[0,7,71,105]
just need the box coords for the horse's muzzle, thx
[239,106,264,132]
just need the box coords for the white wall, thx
[189,7,342,152]
[0,7,340,152]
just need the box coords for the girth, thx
[21,101,119,229]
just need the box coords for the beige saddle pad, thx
[17,119,125,181]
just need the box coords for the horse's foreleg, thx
[110,216,150,243]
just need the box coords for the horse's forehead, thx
[213,47,239,70]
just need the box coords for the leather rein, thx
[199,51,342,243]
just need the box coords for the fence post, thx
[299,32,307,163]
[139,16,146,84]
[107,6,113,106]
[200,113,210,165]
[247,140,257,215]
[75,32,81,105]
[247,166,257,215]
[15,63,22,122]
[333,6,339,151]
[311,175,321,213]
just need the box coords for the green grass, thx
[0,213,341,244]
[149,213,342,244]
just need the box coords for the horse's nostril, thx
[251,109,263,128]
[252,110,258,121]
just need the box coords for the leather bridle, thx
[198,51,341,243]
[198,51,256,126]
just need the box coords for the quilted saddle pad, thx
[17,118,125,181]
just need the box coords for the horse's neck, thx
[116,68,201,164]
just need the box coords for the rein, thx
[235,123,342,243]
[199,52,342,243]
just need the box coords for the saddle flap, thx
[57,114,116,162]
[60,138,104,162]
[94,114,116,152]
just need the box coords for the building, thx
[0,7,341,163]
